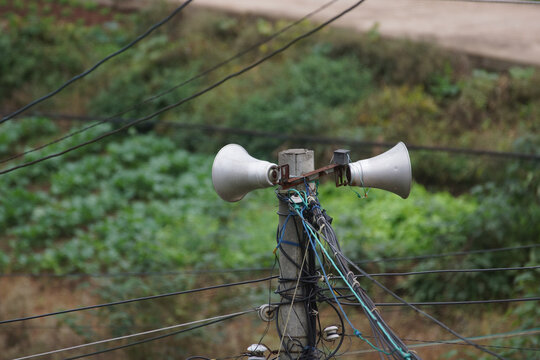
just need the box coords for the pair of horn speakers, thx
[212,143,412,202]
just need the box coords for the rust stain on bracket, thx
[278,163,348,190]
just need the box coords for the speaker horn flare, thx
[348,142,412,199]
[212,144,278,202]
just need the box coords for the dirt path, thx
[189,0,540,67]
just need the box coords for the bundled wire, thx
[307,200,417,359]
[14,309,255,360]
[275,187,417,360]
[276,185,517,359]
[300,192,508,359]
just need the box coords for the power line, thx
[357,265,540,277]
[340,328,540,356]
[5,113,540,162]
[2,246,537,278]
[342,255,508,359]
[0,0,339,165]
[370,296,540,307]
[147,121,540,161]
[0,275,277,325]
[0,267,271,278]
[63,310,252,360]
[0,0,194,124]
[13,309,256,360]
[301,202,507,359]
[3,297,538,332]
[358,244,540,265]
[0,0,367,176]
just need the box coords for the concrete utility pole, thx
[277,149,317,359]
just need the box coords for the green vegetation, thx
[0,3,538,358]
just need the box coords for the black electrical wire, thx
[357,244,540,265]
[346,296,540,307]
[5,114,539,163]
[0,0,367,176]
[0,275,277,325]
[0,267,272,278]
[351,265,540,278]
[330,245,509,359]
[399,338,540,352]
[303,194,509,359]
[294,194,415,360]
[0,0,340,165]
[2,249,538,278]
[0,0,194,124]
[347,334,540,352]
[64,311,249,360]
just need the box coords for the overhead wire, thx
[329,241,509,359]
[4,114,540,163]
[0,275,276,325]
[357,244,540,265]
[0,0,340,165]
[63,310,253,360]
[299,204,419,359]
[352,265,540,278]
[369,297,540,307]
[2,296,538,333]
[300,192,507,359]
[0,0,368,176]
[13,309,256,360]
[4,264,537,279]
[0,0,194,124]
[339,327,540,356]
[278,188,416,359]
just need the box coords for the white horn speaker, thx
[212,144,278,202]
[348,142,412,199]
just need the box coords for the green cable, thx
[298,212,412,359]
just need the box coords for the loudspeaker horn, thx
[348,142,412,199]
[212,144,278,202]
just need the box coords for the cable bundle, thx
[275,187,419,359]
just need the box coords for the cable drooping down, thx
[0,0,341,166]
[275,186,420,360]
[0,0,195,124]
[294,187,507,360]
[0,0,367,176]
[276,183,512,359]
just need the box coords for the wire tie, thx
[371,307,381,315]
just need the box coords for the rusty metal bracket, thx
[278,163,348,190]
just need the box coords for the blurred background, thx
[0,0,538,359]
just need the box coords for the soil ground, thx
[185,0,540,67]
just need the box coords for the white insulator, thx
[247,344,268,360]
[323,325,340,341]
[257,304,277,322]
